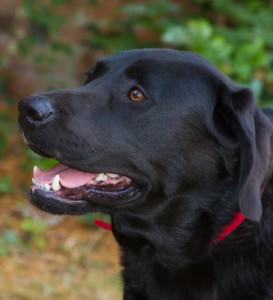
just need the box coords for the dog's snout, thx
[19,96,54,126]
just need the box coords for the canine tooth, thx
[52,175,61,191]
[34,166,38,174]
[107,173,119,178]
[32,178,36,185]
[96,173,108,181]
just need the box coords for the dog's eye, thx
[129,89,146,102]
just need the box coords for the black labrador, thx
[18,49,273,299]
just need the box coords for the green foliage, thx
[87,0,273,103]
[162,19,272,100]
[22,0,67,35]
[0,176,12,194]
[0,230,20,256]
[87,0,181,52]
[2,0,73,69]
[21,217,47,234]
[26,149,58,170]
[21,217,48,248]
[0,112,17,158]
[0,218,48,256]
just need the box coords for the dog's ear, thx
[212,86,264,222]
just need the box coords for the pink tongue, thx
[34,163,97,188]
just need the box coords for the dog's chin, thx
[29,182,142,215]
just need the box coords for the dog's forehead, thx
[107,49,213,72]
[101,49,230,84]
[108,49,208,65]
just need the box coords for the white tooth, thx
[52,175,61,191]
[107,173,119,178]
[32,178,36,185]
[45,184,51,192]
[34,166,38,174]
[96,173,108,181]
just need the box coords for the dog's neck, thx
[214,211,245,242]
[93,211,244,243]
[215,180,269,243]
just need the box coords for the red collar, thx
[94,184,266,241]
[94,212,246,242]
[94,219,112,231]
[214,184,265,242]
[214,212,245,242]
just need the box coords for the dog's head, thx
[18,49,272,266]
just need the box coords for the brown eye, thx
[129,89,146,102]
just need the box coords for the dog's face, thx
[19,49,269,267]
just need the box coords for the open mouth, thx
[29,163,142,215]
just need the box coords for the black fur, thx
[18,49,273,299]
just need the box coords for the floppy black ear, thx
[213,86,264,222]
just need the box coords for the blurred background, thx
[0,0,273,299]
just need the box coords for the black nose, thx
[19,96,54,126]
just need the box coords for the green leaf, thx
[3,230,20,245]
[21,217,47,235]
[0,176,12,194]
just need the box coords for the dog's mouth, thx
[29,162,142,215]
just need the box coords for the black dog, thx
[18,49,273,299]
